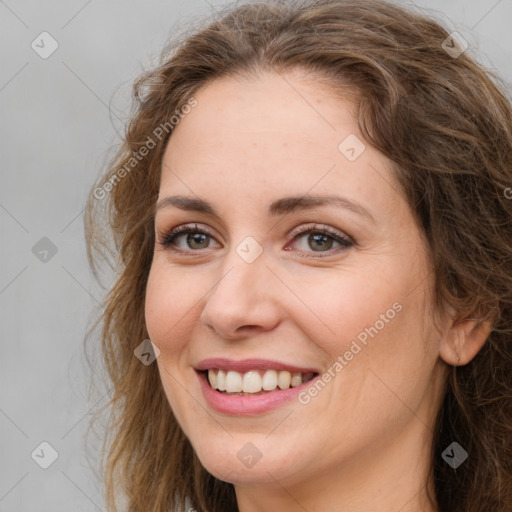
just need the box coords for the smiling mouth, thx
[201,369,318,395]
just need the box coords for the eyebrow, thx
[155,193,375,223]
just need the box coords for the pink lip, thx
[195,357,319,374]
[195,370,321,416]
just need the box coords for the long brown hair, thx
[84,1,512,510]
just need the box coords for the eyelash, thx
[158,223,354,258]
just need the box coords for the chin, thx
[192,438,305,486]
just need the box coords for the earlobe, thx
[439,317,494,366]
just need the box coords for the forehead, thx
[160,71,401,220]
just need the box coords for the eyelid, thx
[288,222,354,245]
[158,221,354,256]
[158,223,217,249]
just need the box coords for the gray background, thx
[1,1,511,510]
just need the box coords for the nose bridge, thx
[212,238,268,306]
[200,237,279,335]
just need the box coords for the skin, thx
[144,68,491,512]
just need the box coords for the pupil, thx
[188,233,208,249]
[309,234,332,251]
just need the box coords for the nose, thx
[199,246,282,340]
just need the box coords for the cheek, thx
[144,263,195,352]
[285,263,411,360]
[144,265,200,426]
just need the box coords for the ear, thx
[439,316,494,366]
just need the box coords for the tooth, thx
[226,370,243,392]
[217,369,226,391]
[290,372,302,387]
[209,367,313,393]
[262,370,278,391]
[277,370,292,390]
[242,371,263,393]
[208,370,217,389]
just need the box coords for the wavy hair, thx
[84,0,512,510]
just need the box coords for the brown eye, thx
[159,224,220,251]
[287,225,354,258]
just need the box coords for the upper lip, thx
[195,358,320,374]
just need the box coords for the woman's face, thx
[145,69,448,504]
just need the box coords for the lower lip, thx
[196,370,319,416]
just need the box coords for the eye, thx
[157,222,354,258]
[158,223,219,252]
[286,223,354,258]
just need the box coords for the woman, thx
[85,0,512,510]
